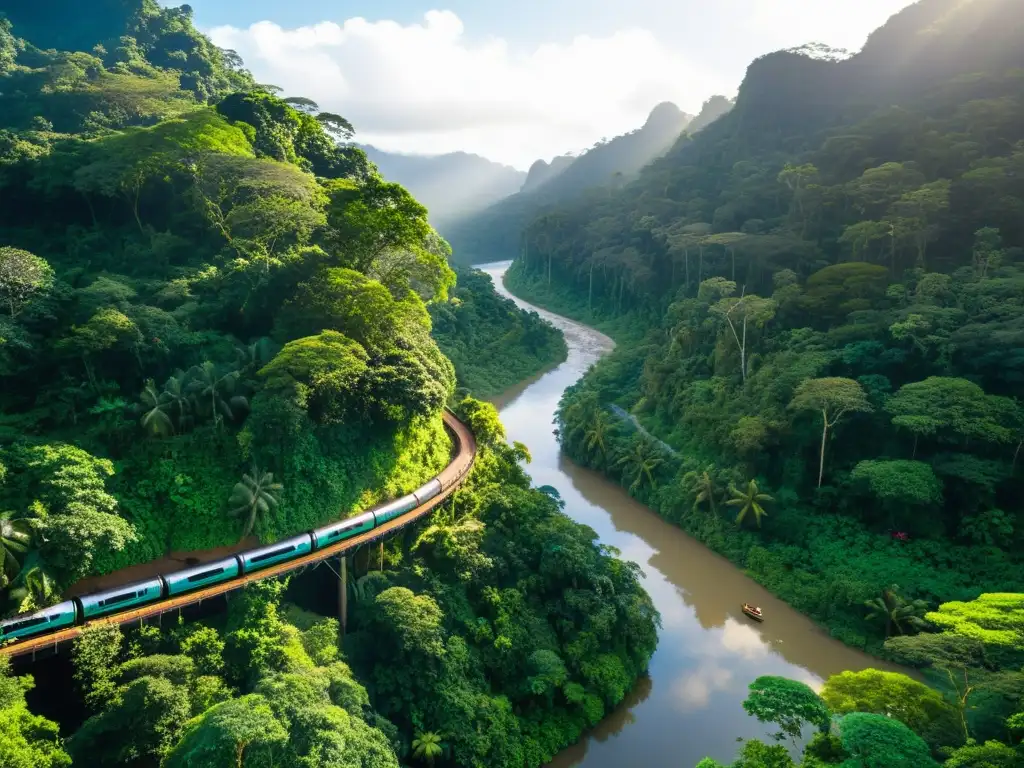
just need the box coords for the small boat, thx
[742,603,764,622]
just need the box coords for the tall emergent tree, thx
[0,246,53,318]
[789,377,872,487]
[710,292,777,382]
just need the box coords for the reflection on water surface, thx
[478,261,903,767]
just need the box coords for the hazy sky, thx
[177,0,916,169]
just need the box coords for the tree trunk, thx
[740,314,748,381]
[588,261,594,312]
[83,357,98,391]
[129,183,144,234]
[818,413,829,488]
[81,192,98,228]
[684,247,690,294]
[1012,439,1022,473]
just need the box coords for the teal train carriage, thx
[0,600,78,643]
[1,471,453,647]
[371,494,418,526]
[413,479,442,506]
[313,511,376,549]
[164,556,241,597]
[78,578,165,621]
[239,533,314,574]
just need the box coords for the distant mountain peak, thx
[521,155,576,193]
[357,144,526,227]
[644,101,688,129]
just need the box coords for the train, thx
[0,478,443,646]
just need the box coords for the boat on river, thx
[742,604,764,622]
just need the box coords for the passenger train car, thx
[1,478,446,646]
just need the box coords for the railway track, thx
[1,409,476,660]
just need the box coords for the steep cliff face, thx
[848,0,1024,94]
[731,0,1024,136]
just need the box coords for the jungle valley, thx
[0,1,1023,767]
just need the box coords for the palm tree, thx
[162,371,194,431]
[0,511,31,588]
[7,550,55,607]
[864,585,929,638]
[583,410,612,462]
[187,361,248,428]
[228,465,283,540]
[139,379,174,436]
[411,731,445,765]
[690,470,719,515]
[726,479,773,528]
[236,337,277,371]
[615,437,664,494]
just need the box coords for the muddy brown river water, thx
[480,261,902,767]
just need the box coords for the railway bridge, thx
[1,408,476,660]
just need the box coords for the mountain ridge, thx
[443,98,733,263]
[357,144,526,229]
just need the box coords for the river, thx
[480,261,901,767]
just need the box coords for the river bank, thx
[480,261,904,768]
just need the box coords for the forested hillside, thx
[430,266,566,398]
[444,97,734,264]
[4,399,656,768]
[501,0,1024,760]
[0,0,458,590]
[0,3,660,767]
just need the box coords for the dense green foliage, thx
[0,7,652,768]
[500,0,1024,659]
[63,586,400,768]
[0,3,560,617]
[696,597,1023,765]
[430,267,567,397]
[0,656,70,767]
[38,397,657,767]
[338,397,659,767]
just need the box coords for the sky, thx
[176,0,917,169]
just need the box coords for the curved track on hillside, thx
[1,409,476,660]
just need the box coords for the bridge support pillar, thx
[379,540,384,572]
[339,554,348,637]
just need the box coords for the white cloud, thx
[719,618,770,660]
[208,11,730,169]
[739,0,913,55]
[669,665,734,711]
